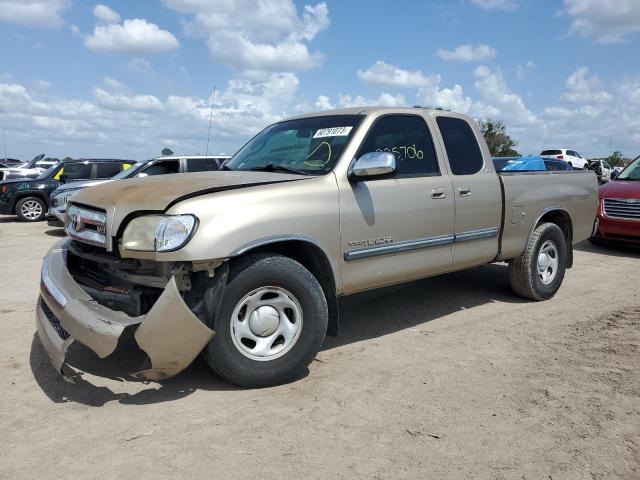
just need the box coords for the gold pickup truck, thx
[36,107,598,387]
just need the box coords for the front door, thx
[339,113,455,294]
[434,115,501,268]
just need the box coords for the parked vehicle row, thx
[48,155,230,225]
[35,107,598,387]
[0,158,135,222]
[0,154,60,181]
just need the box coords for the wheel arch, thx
[529,208,574,268]
[229,237,340,336]
[11,191,50,215]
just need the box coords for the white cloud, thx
[562,67,612,103]
[436,44,496,62]
[314,95,334,111]
[85,18,179,54]
[93,82,163,113]
[469,0,521,11]
[516,60,537,80]
[93,4,121,24]
[417,83,473,113]
[0,0,70,28]
[564,0,640,43]
[33,79,51,89]
[127,57,153,73]
[333,92,406,108]
[357,61,439,88]
[0,74,303,159]
[163,0,329,74]
[472,65,537,125]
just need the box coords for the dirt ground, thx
[0,216,638,479]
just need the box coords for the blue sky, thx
[1,0,639,160]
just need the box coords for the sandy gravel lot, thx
[1,216,639,479]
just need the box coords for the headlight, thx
[122,214,197,252]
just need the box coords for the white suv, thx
[540,149,588,169]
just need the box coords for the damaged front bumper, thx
[36,239,215,381]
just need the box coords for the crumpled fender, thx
[132,277,215,381]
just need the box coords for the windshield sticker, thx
[313,126,353,138]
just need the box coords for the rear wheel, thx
[203,254,328,387]
[509,222,567,301]
[16,196,46,222]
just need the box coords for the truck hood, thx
[71,170,305,237]
[599,180,640,199]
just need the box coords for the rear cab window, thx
[186,157,223,172]
[357,115,439,176]
[436,116,484,175]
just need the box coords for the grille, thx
[40,298,70,340]
[603,198,640,221]
[66,203,108,247]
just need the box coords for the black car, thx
[0,158,135,222]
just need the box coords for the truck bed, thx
[496,170,598,261]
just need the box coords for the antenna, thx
[205,86,217,156]
[3,127,6,161]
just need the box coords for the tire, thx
[16,196,46,222]
[203,253,328,387]
[508,222,567,301]
[567,161,573,169]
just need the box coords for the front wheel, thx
[508,222,567,301]
[16,196,46,222]
[203,254,328,387]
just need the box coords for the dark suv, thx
[0,158,134,222]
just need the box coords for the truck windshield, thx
[616,156,640,181]
[224,115,363,175]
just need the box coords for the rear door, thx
[434,115,501,269]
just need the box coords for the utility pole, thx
[205,87,217,157]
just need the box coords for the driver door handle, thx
[431,188,447,199]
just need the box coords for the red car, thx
[591,155,640,245]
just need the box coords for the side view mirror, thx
[610,170,618,179]
[59,174,67,183]
[349,151,396,180]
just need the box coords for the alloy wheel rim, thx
[537,240,559,285]
[21,200,42,220]
[230,286,303,361]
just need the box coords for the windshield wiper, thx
[248,163,310,175]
